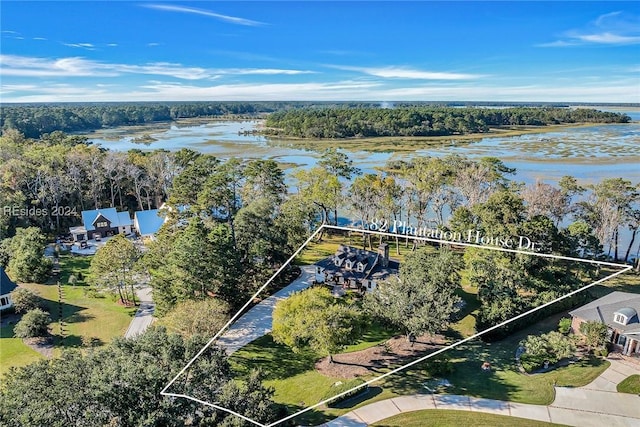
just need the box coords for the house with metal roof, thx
[69,208,133,242]
[0,267,18,311]
[133,208,167,240]
[569,291,640,357]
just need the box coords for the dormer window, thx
[356,262,365,272]
[613,307,637,326]
[345,260,354,270]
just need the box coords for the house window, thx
[357,263,365,272]
[96,221,108,228]
[0,296,9,306]
[614,313,628,325]
[617,334,627,346]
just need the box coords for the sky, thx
[1,1,639,103]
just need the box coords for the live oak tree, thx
[0,327,278,427]
[364,247,461,341]
[272,287,365,363]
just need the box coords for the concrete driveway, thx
[124,286,155,339]
[216,265,316,354]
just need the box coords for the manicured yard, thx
[1,253,136,374]
[20,282,136,350]
[370,409,567,427]
[617,375,640,394]
[0,324,43,376]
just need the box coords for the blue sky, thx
[1,1,639,103]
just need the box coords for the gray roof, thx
[570,291,640,336]
[0,267,17,295]
[316,245,399,283]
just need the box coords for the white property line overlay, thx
[161,223,632,427]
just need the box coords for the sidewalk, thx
[324,355,640,427]
[216,265,316,354]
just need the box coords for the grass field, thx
[1,254,136,375]
[0,324,43,376]
[370,409,568,427]
[617,375,640,394]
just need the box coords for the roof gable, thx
[81,208,131,231]
[134,209,166,235]
[0,267,18,295]
[570,291,640,332]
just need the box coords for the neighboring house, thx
[69,208,133,242]
[0,267,18,310]
[569,291,640,357]
[314,243,399,293]
[133,208,167,240]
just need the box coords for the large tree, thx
[0,327,278,427]
[5,227,51,283]
[88,234,141,305]
[272,287,365,363]
[364,248,461,341]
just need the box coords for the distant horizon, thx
[1,2,638,103]
[2,100,639,107]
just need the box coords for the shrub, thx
[322,378,367,407]
[579,321,608,351]
[10,288,43,314]
[558,317,572,334]
[520,331,576,373]
[14,308,51,338]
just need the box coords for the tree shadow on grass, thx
[229,335,320,380]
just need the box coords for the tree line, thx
[264,107,630,138]
[0,102,395,139]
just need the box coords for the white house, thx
[0,267,18,311]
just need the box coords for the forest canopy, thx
[264,107,630,138]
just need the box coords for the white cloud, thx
[3,79,638,103]
[107,43,118,47]
[144,4,265,27]
[63,42,96,50]
[33,37,47,41]
[539,11,640,47]
[577,32,640,44]
[0,55,316,80]
[330,65,483,80]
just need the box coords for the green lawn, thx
[20,282,136,350]
[0,324,43,376]
[1,253,136,374]
[370,409,568,427]
[617,375,640,394]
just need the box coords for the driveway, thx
[216,265,316,354]
[124,286,155,339]
[323,355,640,427]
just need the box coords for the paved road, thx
[324,356,640,426]
[124,286,155,339]
[216,265,316,355]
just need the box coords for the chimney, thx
[378,243,389,268]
